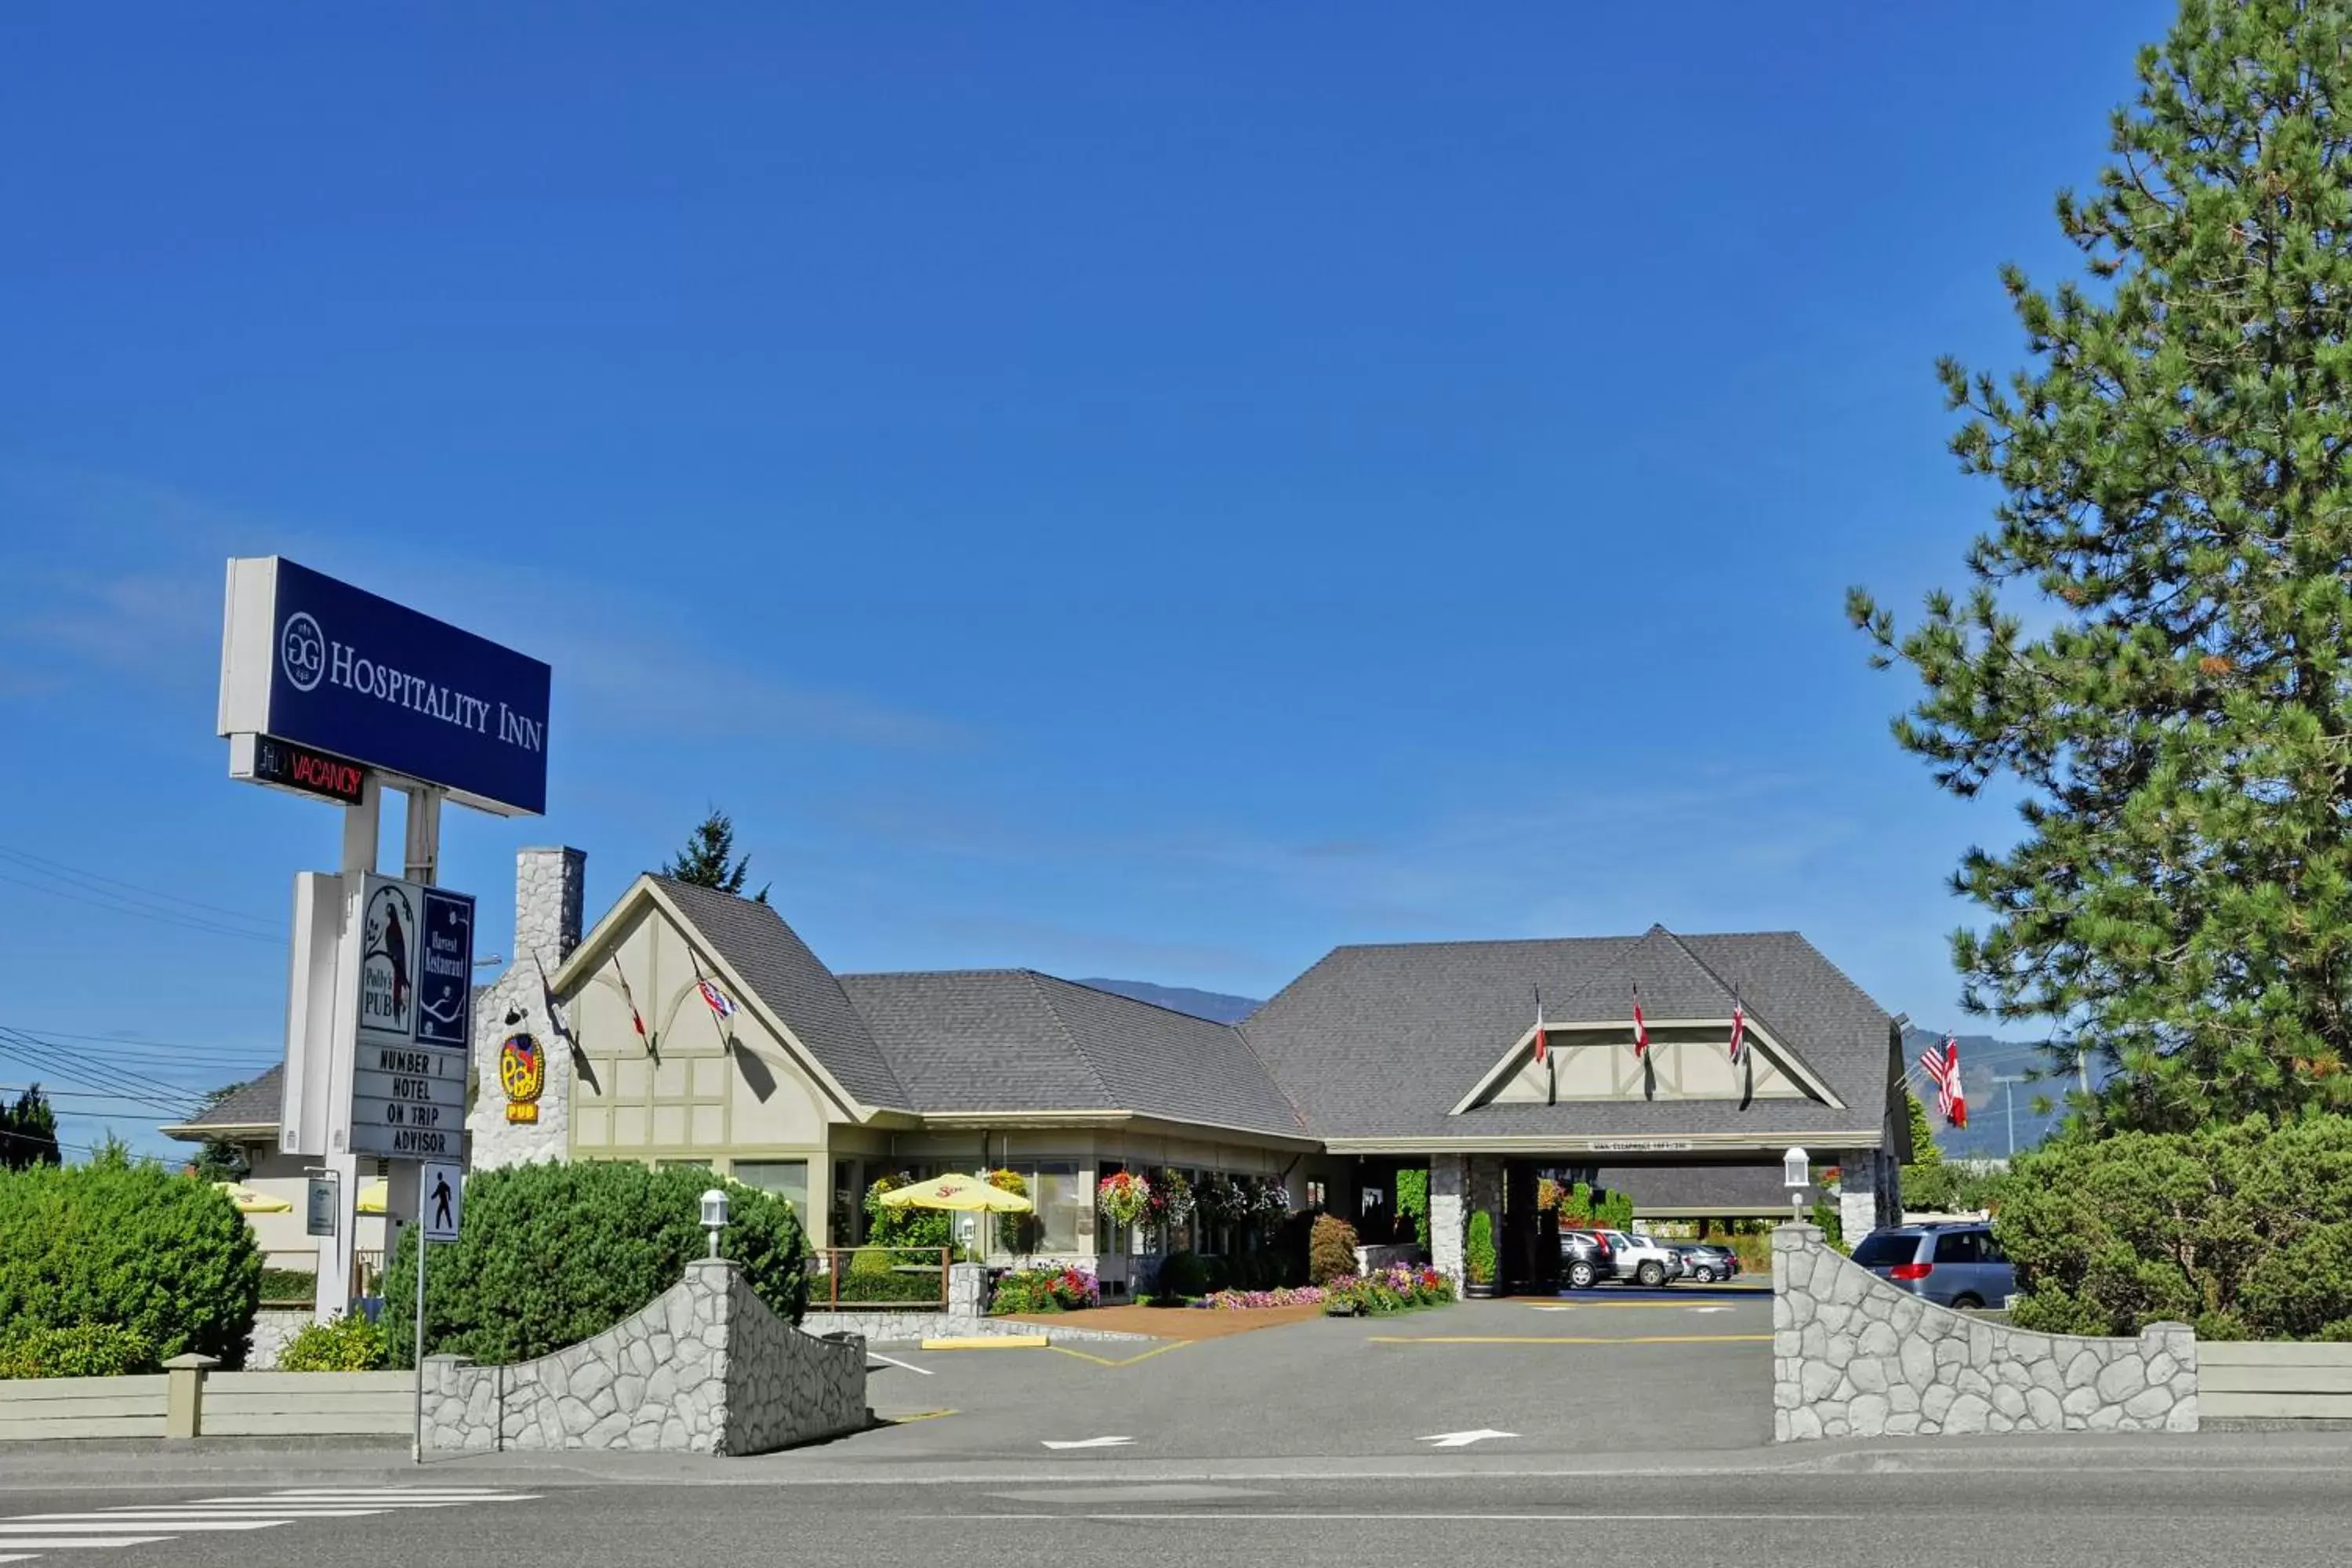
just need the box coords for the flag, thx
[610,956,651,1051]
[1727,1000,1747,1065]
[1632,985,1650,1060]
[697,978,738,1020]
[1531,985,1548,1066]
[1921,1035,1968,1129]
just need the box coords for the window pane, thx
[1851,1232,1920,1267]
[1033,1162,1080,1252]
[1934,1230,1985,1265]
[733,1160,810,1221]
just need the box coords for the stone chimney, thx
[469,847,586,1170]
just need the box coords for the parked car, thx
[1668,1241,1738,1283]
[1595,1228,1685,1288]
[1557,1228,1616,1290]
[1851,1221,2015,1309]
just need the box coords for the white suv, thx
[1597,1229,1686,1288]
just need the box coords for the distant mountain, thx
[1902,1028,2098,1161]
[1077,979,1263,1024]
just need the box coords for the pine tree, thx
[0,1084,62,1171]
[661,808,769,902]
[1851,0,2352,1134]
[1906,1089,1944,1167]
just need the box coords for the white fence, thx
[2200,1341,2352,1423]
[0,1368,405,1441]
[0,1374,166,1441]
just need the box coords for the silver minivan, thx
[1850,1222,2015,1310]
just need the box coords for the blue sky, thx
[0,3,2166,1156]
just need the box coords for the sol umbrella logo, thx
[281,611,327,691]
[499,1033,545,1124]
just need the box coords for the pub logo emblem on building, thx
[499,1033,545,1123]
[281,610,327,691]
[359,880,419,1037]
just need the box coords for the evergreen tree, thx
[189,1083,252,1184]
[1851,0,2352,1134]
[0,1085,62,1171]
[1905,1088,1944,1167]
[661,807,769,902]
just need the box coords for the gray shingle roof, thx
[837,970,1306,1138]
[164,1065,283,1137]
[653,877,908,1112]
[1240,926,1896,1142]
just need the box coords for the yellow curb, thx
[883,1408,959,1423]
[1049,1340,1189,1369]
[1370,1334,1776,1345]
[920,1335,1051,1350]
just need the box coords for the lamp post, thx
[1782,1146,1809,1227]
[700,1188,730,1260]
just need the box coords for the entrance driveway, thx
[854,1294,1773,1462]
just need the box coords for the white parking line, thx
[867,1352,935,1376]
[0,1522,290,1534]
[0,1541,170,1552]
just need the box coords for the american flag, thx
[1921,1035,1967,1128]
[697,978,739,1020]
[1727,1000,1747,1065]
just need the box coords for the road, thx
[3,1446,2352,1567]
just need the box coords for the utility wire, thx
[0,846,281,930]
[0,1029,211,1114]
[0,870,280,946]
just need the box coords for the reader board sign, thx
[347,873,473,1160]
[218,556,551,816]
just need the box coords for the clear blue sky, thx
[0,3,2167,1156]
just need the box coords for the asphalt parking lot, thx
[852,1290,1775,1461]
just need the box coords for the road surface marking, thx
[1050,1340,1188,1369]
[884,1407,959,1424]
[1041,1435,1136,1449]
[0,1488,539,1563]
[1417,1428,1519,1448]
[0,1540,171,1552]
[0,1522,292,1535]
[1370,1333,1774,1345]
[978,1512,1855,1523]
[867,1351,935,1375]
[1689,1306,1735,1314]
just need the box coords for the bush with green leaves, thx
[0,1323,158,1379]
[1149,1249,1210,1302]
[1465,1211,1497,1287]
[1307,1214,1359,1287]
[0,1162,260,1364]
[825,1247,946,1305]
[1395,1168,1428,1244]
[2000,1115,2352,1341]
[379,1160,808,1369]
[277,1313,387,1372]
[862,1174,953,1250]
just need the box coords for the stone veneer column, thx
[1428,1155,1468,1283]
[467,848,588,1169]
[1836,1149,1882,1243]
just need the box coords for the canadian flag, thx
[1632,986,1650,1061]
[1727,1000,1747,1065]
[1532,985,1548,1066]
[1921,1035,1968,1129]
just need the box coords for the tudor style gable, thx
[1453,1015,1847,1113]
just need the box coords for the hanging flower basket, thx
[1250,1176,1292,1218]
[1150,1168,1196,1226]
[1196,1174,1248,1225]
[1096,1171,1153,1228]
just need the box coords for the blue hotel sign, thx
[218,557,551,816]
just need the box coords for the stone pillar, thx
[1428,1154,1468,1283]
[1836,1149,1881,1245]
[468,848,588,1169]
[947,1262,985,1321]
[162,1353,217,1439]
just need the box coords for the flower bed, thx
[989,1265,1100,1315]
[1195,1286,1327,1311]
[1321,1264,1455,1316]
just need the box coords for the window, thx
[1852,1232,1923,1269]
[1031,1161,1081,1252]
[831,1160,858,1245]
[1933,1229,1989,1265]
[731,1160,809,1221]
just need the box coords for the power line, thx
[0,870,281,946]
[0,1029,210,1115]
[0,846,281,929]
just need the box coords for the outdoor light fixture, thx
[700,1188,730,1258]
[1782,1147,1809,1225]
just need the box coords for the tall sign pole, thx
[412,1159,463,1464]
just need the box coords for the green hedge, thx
[278,1313,387,1372]
[2000,1115,2352,1341]
[0,1163,260,1364]
[379,1161,809,1369]
[0,1324,158,1379]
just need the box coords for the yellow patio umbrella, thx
[875,1173,1033,1214]
[213,1181,292,1214]
[357,1178,389,1215]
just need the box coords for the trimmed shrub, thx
[380,1161,808,1369]
[0,1163,260,1364]
[1307,1214,1359,1286]
[2001,1115,2352,1341]
[0,1323,157,1379]
[258,1268,318,1306]
[827,1248,946,1305]
[278,1313,386,1372]
[1465,1211,1497,1286]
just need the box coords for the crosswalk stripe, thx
[0,1522,289,1535]
[59,1512,388,1522]
[0,1538,170,1549]
[258,1489,522,1497]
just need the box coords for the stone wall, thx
[1772,1224,2198,1441]
[423,1258,868,1454]
[243,1308,313,1371]
[467,847,586,1170]
[1428,1156,1466,1283]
